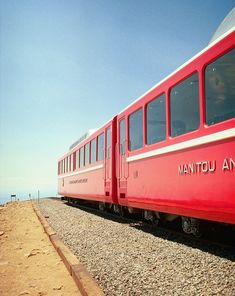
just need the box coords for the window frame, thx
[170,71,200,138]
[85,143,90,166]
[91,138,97,164]
[97,133,104,161]
[106,127,111,159]
[204,47,235,126]
[146,93,166,146]
[119,118,126,155]
[128,108,144,152]
[79,146,84,168]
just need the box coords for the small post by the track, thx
[11,194,16,203]
[37,190,40,203]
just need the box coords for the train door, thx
[117,117,128,200]
[104,126,111,196]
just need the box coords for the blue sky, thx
[0,0,234,200]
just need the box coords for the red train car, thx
[58,18,235,235]
[58,118,118,206]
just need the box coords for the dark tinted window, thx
[129,108,143,151]
[85,143,90,166]
[80,147,84,168]
[147,94,166,145]
[205,48,235,125]
[98,133,104,161]
[170,73,200,137]
[91,138,96,163]
[106,127,111,159]
[119,119,126,155]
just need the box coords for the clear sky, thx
[0,0,234,200]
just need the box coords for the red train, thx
[58,17,235,236]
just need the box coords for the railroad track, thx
[64,199,235,256]
[39,198,235,296]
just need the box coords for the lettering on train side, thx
[178,160,216,175]
[178,158,235,175]
[69,178,88,184]
[222,158,235,172]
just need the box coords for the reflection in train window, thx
[85,143,90,166]
[170,73,200,137]
[205,48,235,125]
[80,147,84,168]
[147,94,166,145]
[76,150,79,169]
[119,119,126,155]
[129,108,143,151]
[98,133,104,161]
[91,138,97,163]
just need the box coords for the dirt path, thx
[0,201,81,296]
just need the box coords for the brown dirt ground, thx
[0,201,81,296]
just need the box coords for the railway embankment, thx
[0,200,82,296]
[38,198,235,296]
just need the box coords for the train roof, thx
[209,7,235,44]
[62,9,235,157]
[118,10,235,116]
[69,129,98,150]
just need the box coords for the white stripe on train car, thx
[59,164,104,179]
[127,127,235,163]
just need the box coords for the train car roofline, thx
[127,127,235,163]
[118,26,235,116]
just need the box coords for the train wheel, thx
[113,204,125,216]
[143,210,159,225]
[98,202,106,211]
[181,217,202,237]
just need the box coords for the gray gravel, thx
[38,198,235,296]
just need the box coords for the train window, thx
[91,138,97,163]
[80,147,84,168]
[76,150,79,169]
[72,152,76,171]
[85,143,90,166]
[129,108,143,151]
[205,48,235,125]
[146,94,166,145]
[98,133,104,161]
[71,154,73,171]
[119,119,126,155]
[170,73,200,137]
[106,127,111,159]
[68,155,71,171]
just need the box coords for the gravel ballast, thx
[38,199,235,296]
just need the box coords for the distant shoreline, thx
[0,196,58,205]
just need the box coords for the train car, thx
[116,25,235,235]
[58,117,118,207]
[58,10,235,235]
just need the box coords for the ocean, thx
[0,195,30,205]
